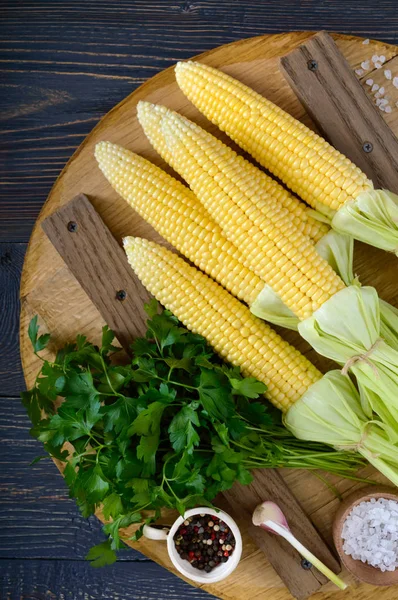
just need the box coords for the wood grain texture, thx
[0,396,146,562]
[42,194,151,350]
[0,560,216,600]
[43,194,338,600]
[18,31,398,600]
[0,243,26,395]
[222,470,339,600]
[0,401,216,600]
[3,0,398,242]
[280,32,398,190]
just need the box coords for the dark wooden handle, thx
[42,194,151,352]
[280,31,398,191]
[42,194,340,600]
[222,469,340,600]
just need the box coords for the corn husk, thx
[251,232,398,348]
[379,299,398,351]
[332,189,398,255]
[316,233,398,351]
[298,286,398,435]
[315,230,355,287]
[250,284,299,330]
[284,370,398,486]
[250,231,353,330]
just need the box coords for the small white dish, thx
[143,506,242,584]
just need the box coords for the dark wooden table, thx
[2,2,398,598]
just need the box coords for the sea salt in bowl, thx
[333,486,398,586]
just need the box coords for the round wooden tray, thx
[20,32,398,600]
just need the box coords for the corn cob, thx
[124,237,322,412]
[137,102,344,320]
[136,102,328,244]
[95,140,265,305]
[175,61,372,213]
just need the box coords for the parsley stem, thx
[149,372,199,392]
[161,455,183,503]
[99,355,124,399]
[165,477,180,503]
[166,366,173,382]
[167,380,197,391]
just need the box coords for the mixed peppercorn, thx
[173,514,236,573]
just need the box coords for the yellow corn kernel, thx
[138,103,344,320]
[137,102,328,242]
[124,237,322,412]
[175,61,373,212]
[95,141,264,305]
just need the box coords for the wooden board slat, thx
[3,3,398,243]
[0,559,215,600]
[42,194,339,600]
[0,243,26,394]
[0,396,145,562]
[42,194,151,351]
[222,470,340,600]
[280,31,398,190]
[19,32,398,600]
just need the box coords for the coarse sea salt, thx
[342,498,398,572]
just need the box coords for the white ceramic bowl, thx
[144,507,242,584]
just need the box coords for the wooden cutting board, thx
[20,32,398,600]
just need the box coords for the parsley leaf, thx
[86,540,117,568]
[101,326,120,355]
[198,369,234,421]
[28,315,50,353]
[147,313,186,351]
[169,406,200,453]
[102,492,123,520]
[23,306,363,568]
[230,377,267,398]
[78,465,110,504]
[144,298,159,318]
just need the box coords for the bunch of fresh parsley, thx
[22,301,365,567]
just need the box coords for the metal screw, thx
[307,59,318,71]
[67,221,77,233]
[67,221,78,232]
[116,289,127,301]
[362,141,373,153]
[301,559,312,570]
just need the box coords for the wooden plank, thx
[42,195,339,600]
[2,13,398,243]
[280,31,398,191]
[0,243,27,394]
[222,470,340,600]
[42,194,151,352]
[0,396,146,562]
[0,559,215,600]
[18,31,398,600]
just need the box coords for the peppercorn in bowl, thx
[168,508,242,584]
